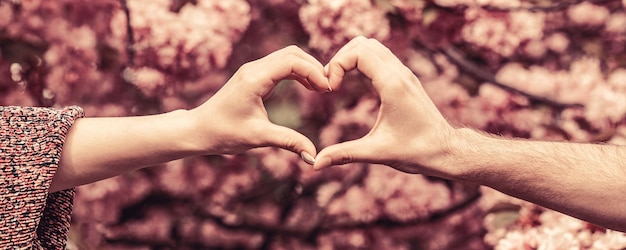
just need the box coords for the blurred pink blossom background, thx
[2,0,626,249]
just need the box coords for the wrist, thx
[163,109,207,156]
[442,127,487,182]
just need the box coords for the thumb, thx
[258,123,317,162]
[314,138,376,170]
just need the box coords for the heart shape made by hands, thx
[268,37,456,180]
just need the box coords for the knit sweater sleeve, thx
[0,106,84,250]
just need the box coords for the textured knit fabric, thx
[0,106,84,249]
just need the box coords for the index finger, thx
[325,37,409,95]
[258,46,330,93]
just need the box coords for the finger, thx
[256,122,317,162]
[286,73,315,90]
[366,38,403,64]
[324,36,368,91]
[251,50,329,96]
[326,37,388,91]
[313,137,379,170]
[287,47,332,91]
[326,37,405,95]
[267,46,330,92]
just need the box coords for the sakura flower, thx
[299,0,390,53]
[567,2,610,26]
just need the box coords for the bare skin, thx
[50,37,626,231]
[314,37,626,232]
[50,46,329,193]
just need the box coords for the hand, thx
[314,37,460,179]
[186,46,329,158]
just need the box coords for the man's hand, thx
[314,37,460,179]
[315,37,626,232]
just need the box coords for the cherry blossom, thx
[2,0,626,248]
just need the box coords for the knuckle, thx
[285,44,299,50]
[354,37,368,46]
[238,61,254,74]
[282,136,300,152]
[236,66,261,84]
[241,74,259,86]
[283,45,302,55]
[279,50,301,64]
[336,149,354,165]
[353,36,367,42]
[285,52,300,62]
[367,37,381,44]
[348,36,368,51]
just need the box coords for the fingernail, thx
[326,83,333,93]
[313,156,331,171]
[301,151,316,165]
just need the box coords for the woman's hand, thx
[52,46,328,192]
[186,45,329,158]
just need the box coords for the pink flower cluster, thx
[480,187,626,250]
[496,58,626,140]
[433,0,521,8]
[0,0,121,109]
[117,0,250,97]
[462,8,545,57]
[3,0,626,248]
[299,0,390,53]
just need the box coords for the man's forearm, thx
[50,109,199,193]
[450,128,626,231]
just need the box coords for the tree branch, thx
[119,0,135,67]
[486,0,619,12]
[432,0,619,12]
[195,187,482,236]
[414,40,584,109]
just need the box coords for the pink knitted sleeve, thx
[0,106,84,249]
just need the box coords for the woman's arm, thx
[50,46,329,193]
[52,111,196,192]
[314,37,626,232]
